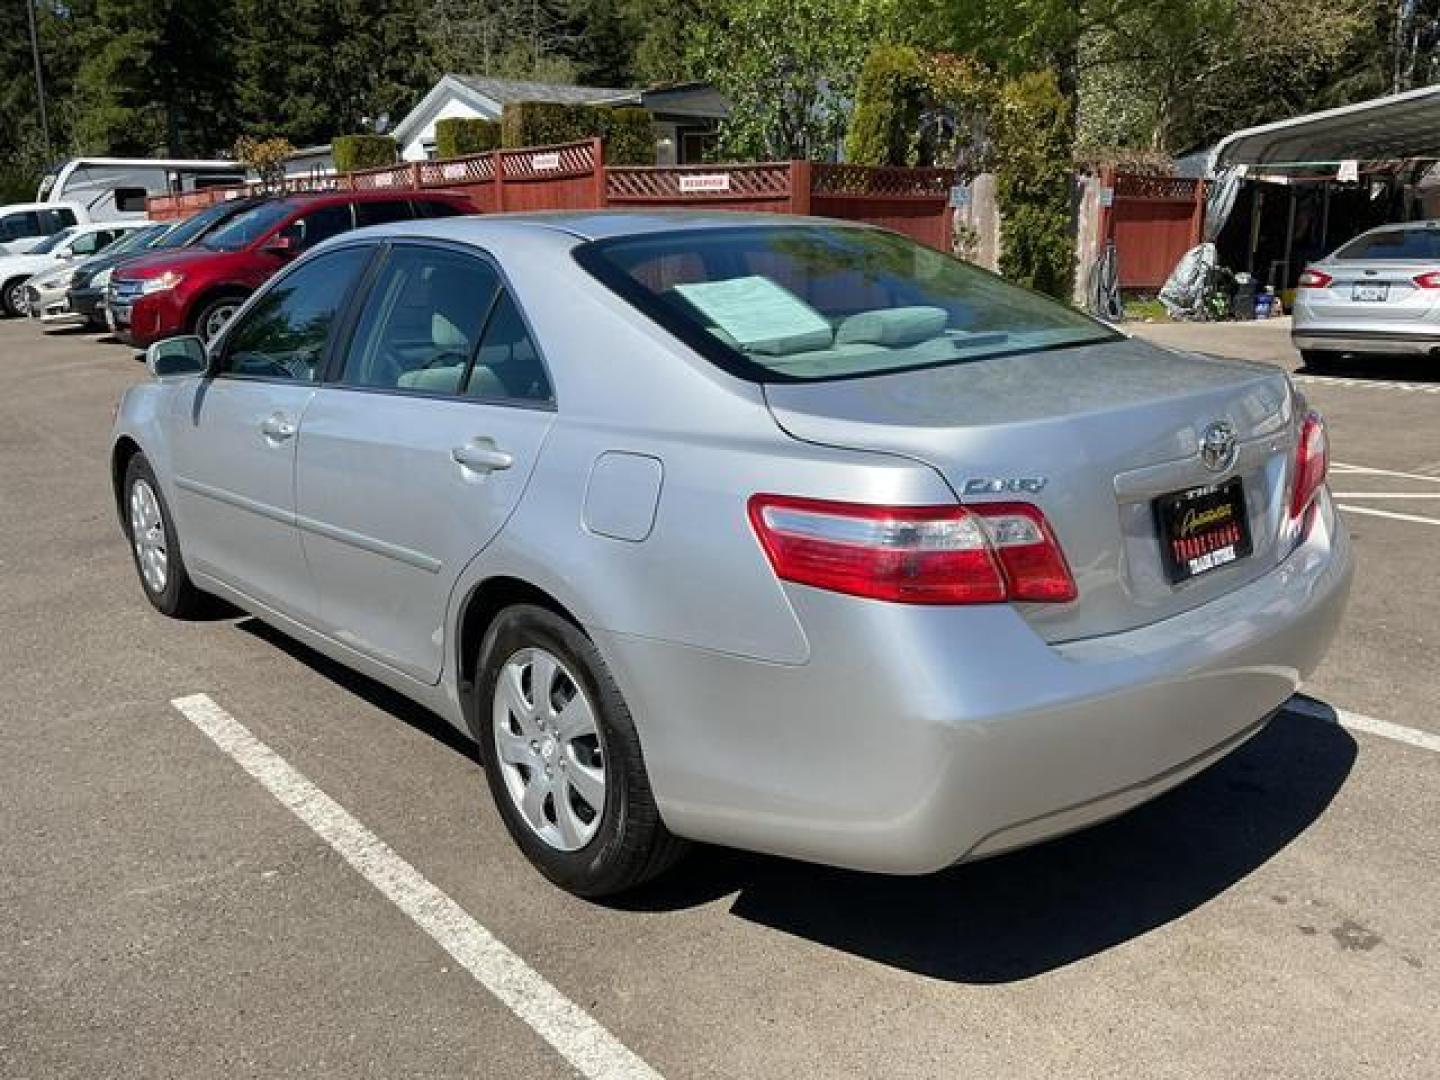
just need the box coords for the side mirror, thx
[146,335,209,379]
[262,234,296,257]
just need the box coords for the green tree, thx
[568,0,636,85]
[73,0,238,156]
[687,0,887,159]
[626,0,709,84]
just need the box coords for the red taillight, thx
[1414,271,1440,289]
[1290,411,1329,520]
[747,495,1077,605]
[1297,268,1333,289]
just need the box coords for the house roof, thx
[450,75,635,106]
[391,75,728,149]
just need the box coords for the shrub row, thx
[435,117,500,158]
[331,134,398,173]
[498,103,654,166]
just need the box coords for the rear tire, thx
[122,453,211,619]
[476,604,687,897]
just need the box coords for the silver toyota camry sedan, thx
[112,212,1352,896]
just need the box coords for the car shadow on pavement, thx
[236,617,480,764]
[1303,355,1440,382]
[617,708,1356,984]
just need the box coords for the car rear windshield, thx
[200,201,295,251]
[574,225,1118,382]
[1335,228,1440,260]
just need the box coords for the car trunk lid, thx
[763,336,1298,643]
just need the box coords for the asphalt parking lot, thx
[3,317,1436,1079]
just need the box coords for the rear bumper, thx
[595,494,1352,874]
[1292,328,1440,356]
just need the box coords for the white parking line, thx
[1287,695,1440,754]
[1337,504,1440,527]
[169,693,663,1080]
[1293,374,1440,395]
[1331,462,1440,484]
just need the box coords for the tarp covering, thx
[1211,84,1440,171]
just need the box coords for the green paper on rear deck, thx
[674,276,832,355]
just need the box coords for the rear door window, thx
[44,208,77,230]
[412,199,465,219]
[354,200,414,228]
[339,245,499,395]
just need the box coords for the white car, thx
[0,201,89,255]
[0,221,148,317]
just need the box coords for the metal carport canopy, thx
[1211,84,1440,172]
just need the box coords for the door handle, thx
[451,440,513,473]
[260,413,297,441]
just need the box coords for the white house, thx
[391,75,729,165]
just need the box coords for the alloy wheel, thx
[201,302,238,342]
[129,478,169,595]
[492,647,606,852]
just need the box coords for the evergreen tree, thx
[74,0,238,156]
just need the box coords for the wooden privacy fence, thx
[1095,168,1206,290]
[147,139,955,251]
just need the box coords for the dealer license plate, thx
[1155,479,1252,584]
[1352,283,1388,302]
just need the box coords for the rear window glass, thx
[575,226,1117,383]
[1335,228,1440,260]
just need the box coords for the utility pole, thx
[26,0,53,162]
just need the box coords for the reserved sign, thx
[531,152,562,171]
[679,174,732,194]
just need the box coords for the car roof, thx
[342,209,873,245]
[274,188,469,209]
[1354,219,1440,237]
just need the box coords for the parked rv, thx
[38,158,247,221]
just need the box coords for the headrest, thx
[835,306,948,348]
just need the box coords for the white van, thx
[0,202,91,255]
[38,158,247,220]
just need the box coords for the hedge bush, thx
[600,107,654,166]
[844,45,926,167]
[992,71,1075,298]
[501,102,593,149]
[434,117,501,159]
[500,102,655,164]
[332,134,398,173]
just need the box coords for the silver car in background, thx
[112,213,1352,897]
[1293,219,1440,367]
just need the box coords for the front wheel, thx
[123,453,211,618]
[1,278,28,318]
[476,605,686,897]
[191,293,247,343]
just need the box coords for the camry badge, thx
[963,476,1048,496]
[1199,421,1237,473]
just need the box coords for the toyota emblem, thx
[1199,421,1237,473]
